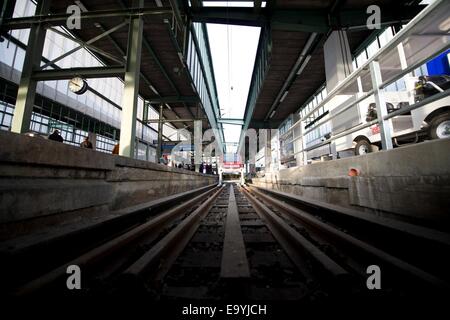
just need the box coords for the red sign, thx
[371,125,380,135]
[223,162,243,168]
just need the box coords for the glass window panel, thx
[379,27,394,47]
[18,28,30,45]
[57,80,68,94]
[3,114,12,126]
[356,52,367,68]
[13,46,26,70]
[13,0,27,17]
[366,39,379,58]
[316,93,322,104]
[0,41,16,66]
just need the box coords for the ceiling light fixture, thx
[280,91,289,103]
[269,110,276,119]
[297,55,312,75]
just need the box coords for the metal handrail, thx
[299,0,448,124]
[295,0,449,154]
[302,90,374,136]
[304,120,378,152]
[384,89,450,121]
[300,90,450,153]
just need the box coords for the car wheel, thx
[355,139,372,156]
[429,112,450,139]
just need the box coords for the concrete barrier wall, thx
[251,138,450,224]
[0,131,217,228]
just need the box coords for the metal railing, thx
[295,0,450,158]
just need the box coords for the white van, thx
[308,75,450,158]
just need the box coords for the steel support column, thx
[157,104,164,163]
[1,0,16,28]
[261,129,272,172]
[11,0,50,134]
[218,167,223,186]
[299,120,308,166]
[119,0,144,157]
[370,60,393,150]
[194,120,202,172]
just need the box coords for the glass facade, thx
[186,22,224,148]
[0,0,184,160]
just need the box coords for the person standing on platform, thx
[112,143,119,155]
[80,136,93,149]
[159,155,168,165]
[48,129,64,143]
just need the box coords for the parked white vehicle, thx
[307,75,450,159]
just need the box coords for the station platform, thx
[0,130,216,239]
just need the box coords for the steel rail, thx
[220,185,250,279]
[123,186,224,280]
[240,186,350,281]
[249,186,450,247]
[13,186,220,295]
[247,186,450,289]
[1,184,217,254]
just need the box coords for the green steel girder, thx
[148,96,200,104]
[66,2,186,138]
[32,66,125,80]
[217,119,245,126]
[142,38,180,95]
[1,7,173,30]
[250,120,282,129]
[144,118,207,123]
[42,23,128,69]
[189,0,201,9]
[114,0,196,123]
[0,0,15,29]
[190,6,423,33]
[143,37,197,121]
[190,7,265,27]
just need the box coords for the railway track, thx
[2,182,448,301]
